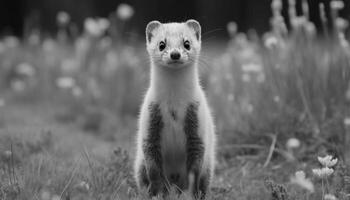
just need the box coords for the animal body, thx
[134,19,216,199]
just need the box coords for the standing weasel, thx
[134,19,216,199]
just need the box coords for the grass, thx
[1,1,350,199]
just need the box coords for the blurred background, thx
[0,0,350,199]
[1,0,350,36]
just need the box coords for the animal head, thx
[146,20,201,69]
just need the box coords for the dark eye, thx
[159,41,166,51]
[184,40,191,50]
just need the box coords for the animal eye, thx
[184,40,191,50]
[159,41,166,51]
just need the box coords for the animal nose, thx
[170,51,181,60]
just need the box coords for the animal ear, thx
[146,21,161,43]
[186,19,201,41]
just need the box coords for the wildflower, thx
[40,190,51,200]
[42,38,55,52]
[4,36,19,48]
[344,117,350,126]
[76,181,90,191]
[305,22,316,36]
[330,0,344,10]
[291,16,307,29]
[264,35,279,49]
[324,194,337,200]
[16,62,35,77]
[290,171,315,193]
[97,18,110,32]
[4,150,12,159]
[227,21,238,38]
[339,33,349,48]
[312,167,334,178]
[271,0,283,12]
[242,63,262,73]
[286,138,300,149]
[335,18,349,31]
[84,18,110,37]
[273,96,280,103]
[57,11,70,26]
[116,3,134,20]
[317,155,338,167]
[56,77,75,89]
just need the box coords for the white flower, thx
[4,150,12,159]
[57,11,70,26]
[42,38,55,52]
[76,181,90,191]
[242,63,262,73]
[290,171,314,193]
[271,0,282,11]
[116,4,134,20]
[286,138,301,149]
[317,155,338,167]
[264,35,279,49]
[40,190,51,200]
[344,117,350,126]
[17,62,35,76]
[324,194,337,200]
[305,22,316,36]
[330,0,344,10]
[312,167,334,178]
[335,18,349,31]
[291,16,307,29]
[97,18,110,32]
[4,36,19,48]
[227,21,237,37]
[273,96,280,103]
[56,77,75,89]
[84,18,110,37]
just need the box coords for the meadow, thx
[0,1,350,199]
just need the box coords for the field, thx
[1,2,350,200]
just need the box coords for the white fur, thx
[134,20,216,190]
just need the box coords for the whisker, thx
[202,28,224,38]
